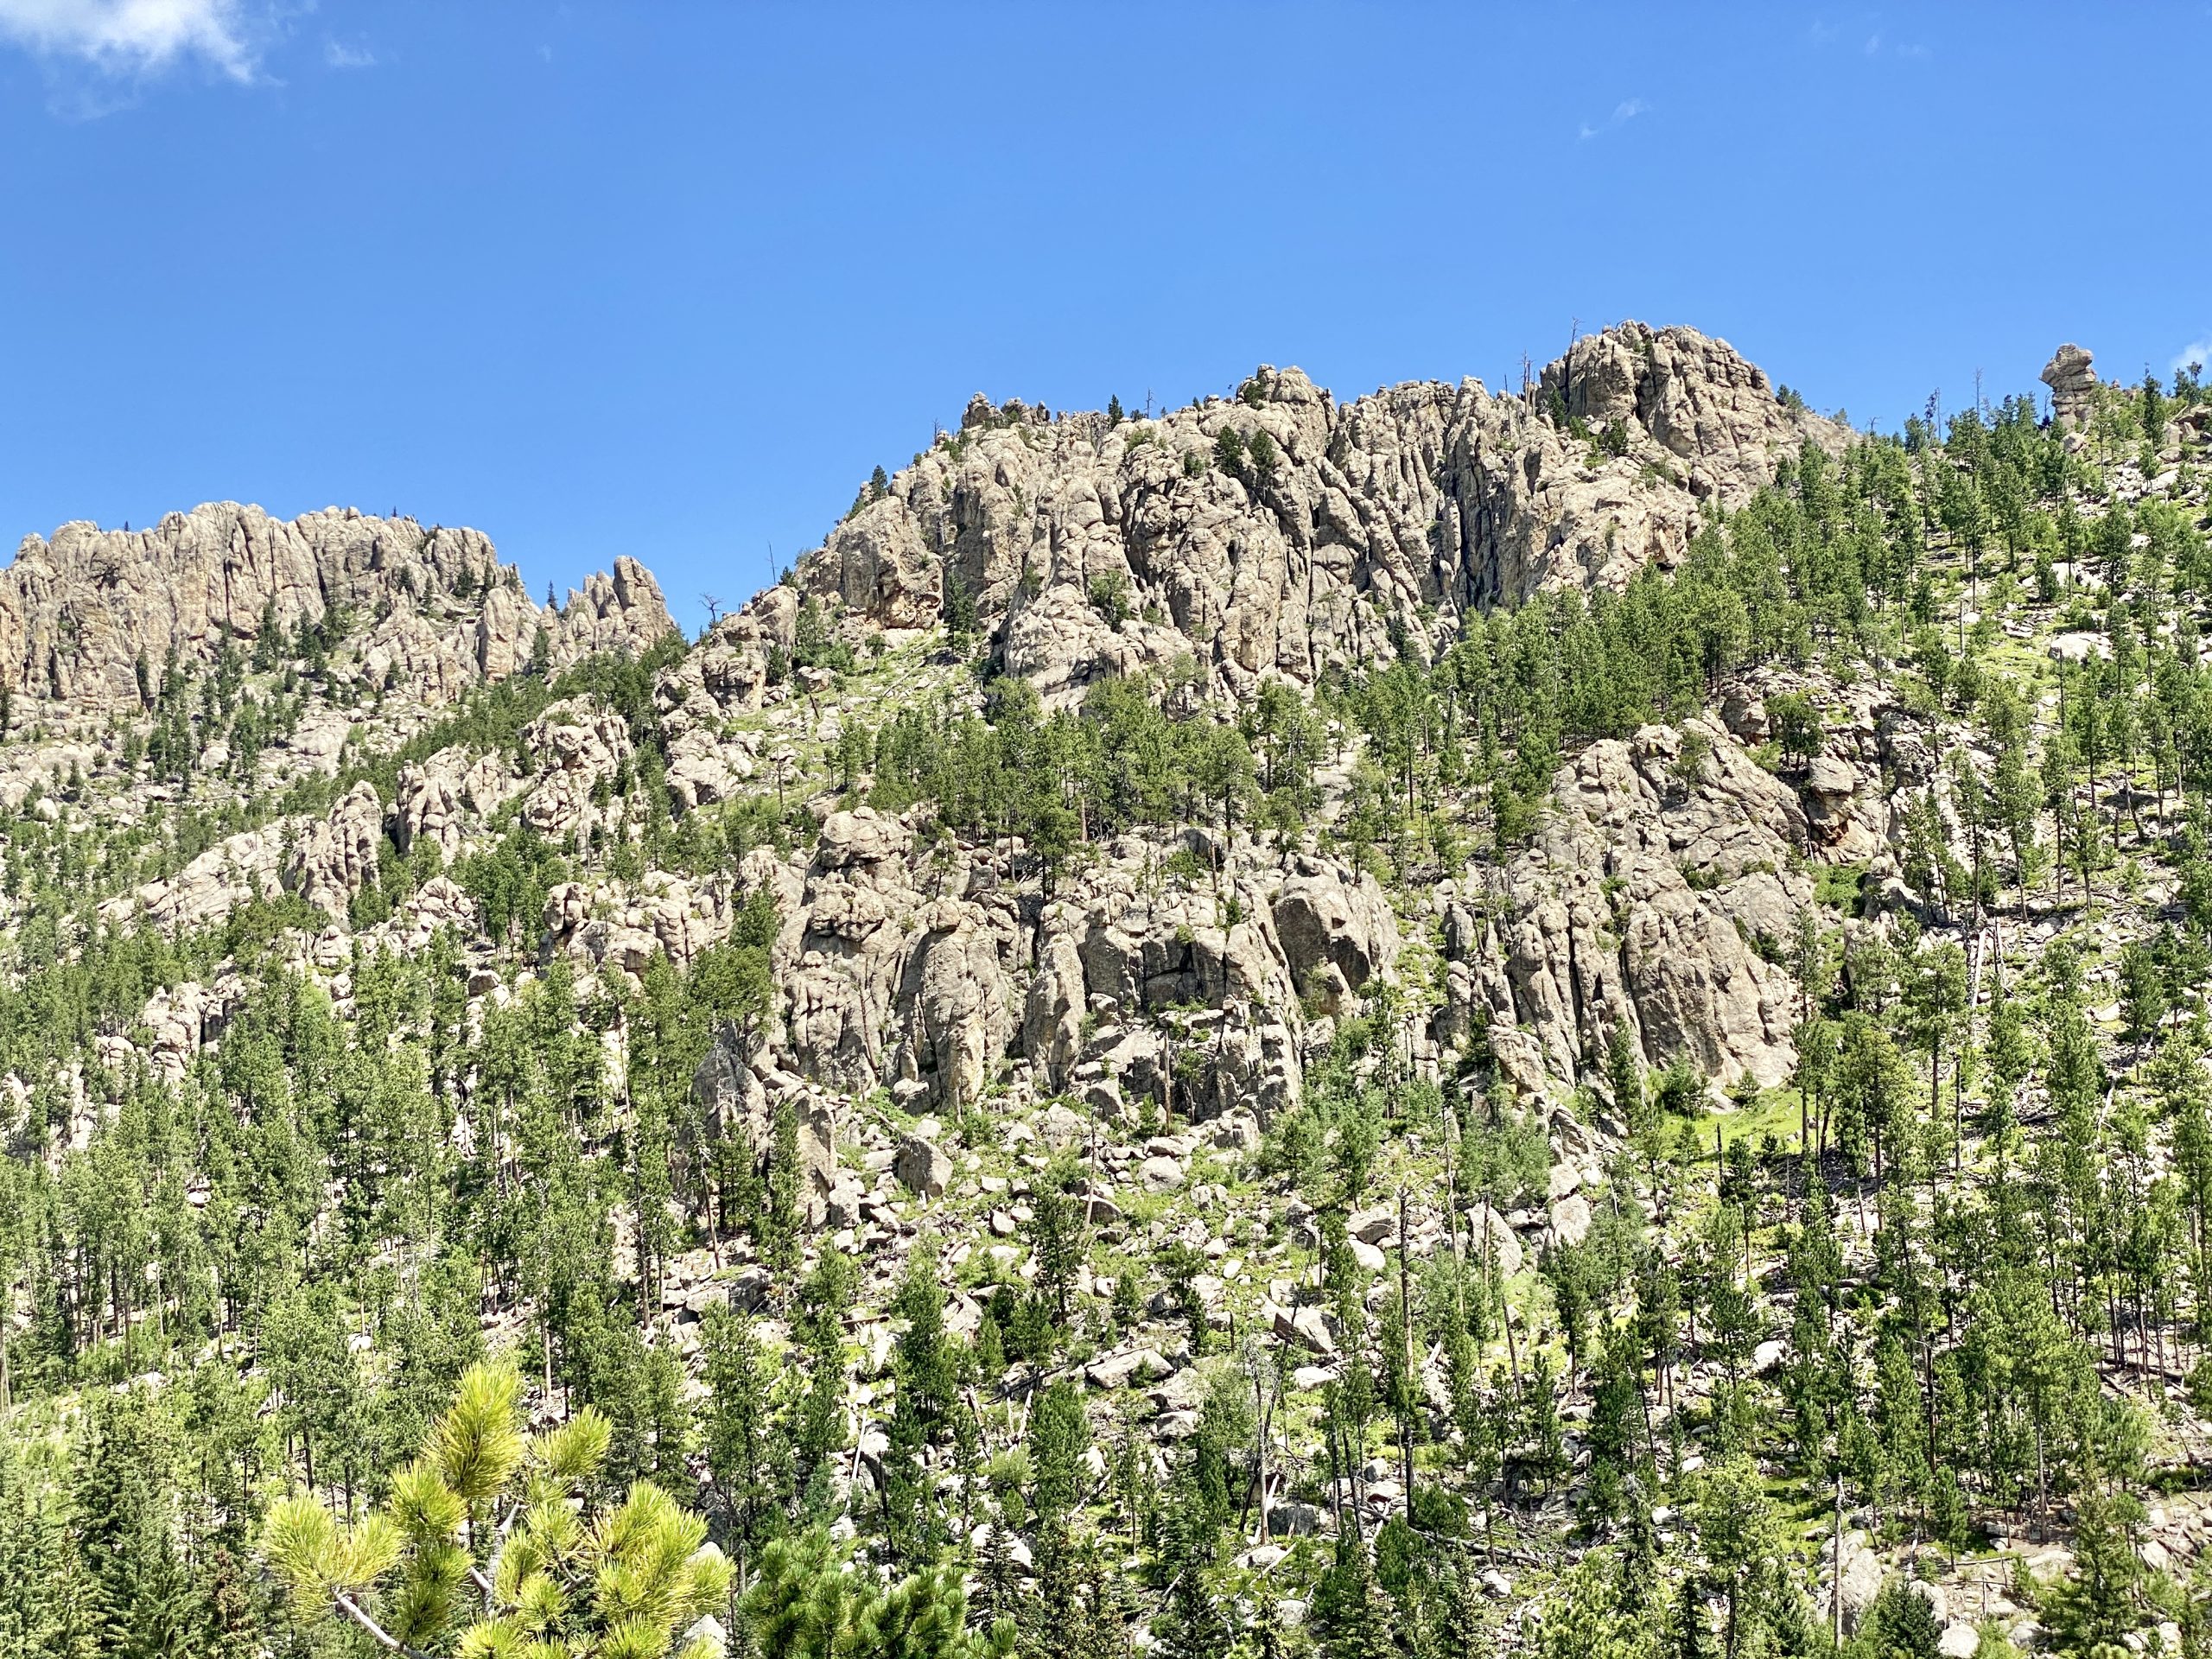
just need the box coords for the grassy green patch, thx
[1812,861,1866,912]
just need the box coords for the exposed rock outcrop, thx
[767,807,1023,1116]
[1272,860,1399,1013]
[690,1027,841,1224]
[107,824,286,933]
[799,323,1840,705]
[1452,715,1812,1097]
[395,747,513,861]
[288,781,385,917]
[521,700,633,840]
[2041,343,2099,432]
[0,503,674,714]
[7,315,2176,1649]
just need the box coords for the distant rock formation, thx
[800,321,1842,706]
[0,502,675,713]
[2041,342,2099,432]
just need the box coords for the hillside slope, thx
[3,327,2209,1659]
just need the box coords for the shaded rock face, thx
[1446,716,1812,1096]
[1271,860,1399,1013]
[0,503,675,713]
[775,808,1020,1115]
[288,781,385,917]
[2041,343,2099,432]
[800,322,1840,705]
[690,1026,839,1224]
[1073,866,1291,1014]
[1052,851,1310,1122]
[750,809,1378,1126]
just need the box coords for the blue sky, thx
[1,3,2206,628]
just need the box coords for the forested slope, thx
[3,327,2210,1659]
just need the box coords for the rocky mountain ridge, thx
[807,321,1842,702]
[0,499,677,713]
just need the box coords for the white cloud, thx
[1579,98,1647,140]
[1863,29,1929,60]
[323,36,373,70]
[0,0,257,80]
[2172,338,2212,378]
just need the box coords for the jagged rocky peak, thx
[0,499,677,711]
[1541,320,1846,477]
[798,321,1840,706]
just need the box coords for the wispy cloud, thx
[1863,30,1929,59]
[0,0,258,81]
[1579,98,1647,141]
[323,36,374,71]
[2173,337,2212,378]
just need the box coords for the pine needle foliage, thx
[263,1357,729,1658]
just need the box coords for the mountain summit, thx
[805,322,1841,702]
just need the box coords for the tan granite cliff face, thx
[0,501,673,712]
[800,321,1841,705]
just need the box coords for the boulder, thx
[817,806,912,869]
[894,1134,952,1198]
[1548,1194,1593,1249]
[1469,1204,1524,1278]
[1086,1348,1173,1389]
[1139,1154,1186,1192]
[121,826,279,933]
[1718,685,1769,741]
[1210,1111,1260,1153]
[1268,1300,1338,1356]
[1076,872,1291,1020]
[1267,1502,1325,1538]
[520,702,632,840]
[1038,1102,1089,1149]
[394,765,468,861]
[1823,1533,1885,1634]
[1272,859,1399,1007]
[1347,1205,1398,1246]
